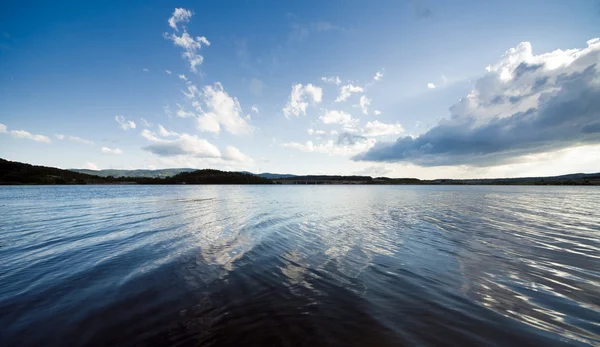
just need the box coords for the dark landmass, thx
[0,159,270,185]
[1,158,599,185]
[72,168,296,179]
[71,168,197,178]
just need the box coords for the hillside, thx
[158,170,273,184]
[71,168,196,178]
[0,158,115,185]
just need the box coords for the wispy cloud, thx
[164,9,210,73]
[115,115,136,130]
[101,147,123,154]
[1,124,51,143]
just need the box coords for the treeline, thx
[0,159,271,185]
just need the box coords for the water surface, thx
[1,185,599,346]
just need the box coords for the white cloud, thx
[157,124,178,137]
[101,147,123,155]
[196,82,253,135]
[359,95,371,115]
[283,83,323,118]
[320,109,357,126]
[374,110,381,116]
[168,8,193,31]
[9,129,51,143]
[0,123,6,133]
[374,71,383,81]
[165,10,210,73]
[178,74,188,81]
[141,128,253,164]
[427,83,436,89]
[165,70,172,74]
[85,162,99,170]
[357,38,600,167]
[321,76,342,85]
[251,105,259,114]
[115,115,136,130]
[141,128,221,158]
[336,84,363,102]
[54,134,93,144]
[165,31,210,73]
[143,68,149,72]
[282,137,376,156]
[223,146,253,164]
[308,128,326,135]
[362,120,405,137]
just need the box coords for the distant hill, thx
[239,171,297,180]
[71,168,196,178]
[3,158,599,185]
[156,170,273,185]
[0,158,114,185]
[1,159,272,185]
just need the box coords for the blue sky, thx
[1,0,599,178]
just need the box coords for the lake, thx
[0,185,599,346]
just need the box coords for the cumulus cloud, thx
[282,133,375,156]
[251,105,259,114]
[168,8,193,31]
[374,71,383,81]
[2,125,51,143]
[143,68,149,72]
[165,70,172,74]
[178,74,187,81]
[362,121,404,137]
[141,128,221,158]
[140,128,252,164]
[359,95,371,115]
[165,9,210,73]
[320,109,357,127]
[196,82,253,135]
[427,83,436,89]
[101,147,123,154]
[222,146,253,164]
[374,110,382,116]
[283,83,323,118]
[321,76,342,85]
[336,84,363,102]
[355,38,600,167]
[115,115,136,130]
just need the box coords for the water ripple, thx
[0,185,599,346]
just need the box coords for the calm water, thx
[1,185,599,346]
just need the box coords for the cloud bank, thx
[355,38,600,167]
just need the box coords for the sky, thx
[0,0,599,179]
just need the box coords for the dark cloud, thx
[513,62,544,78]
[354,63,600,167]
